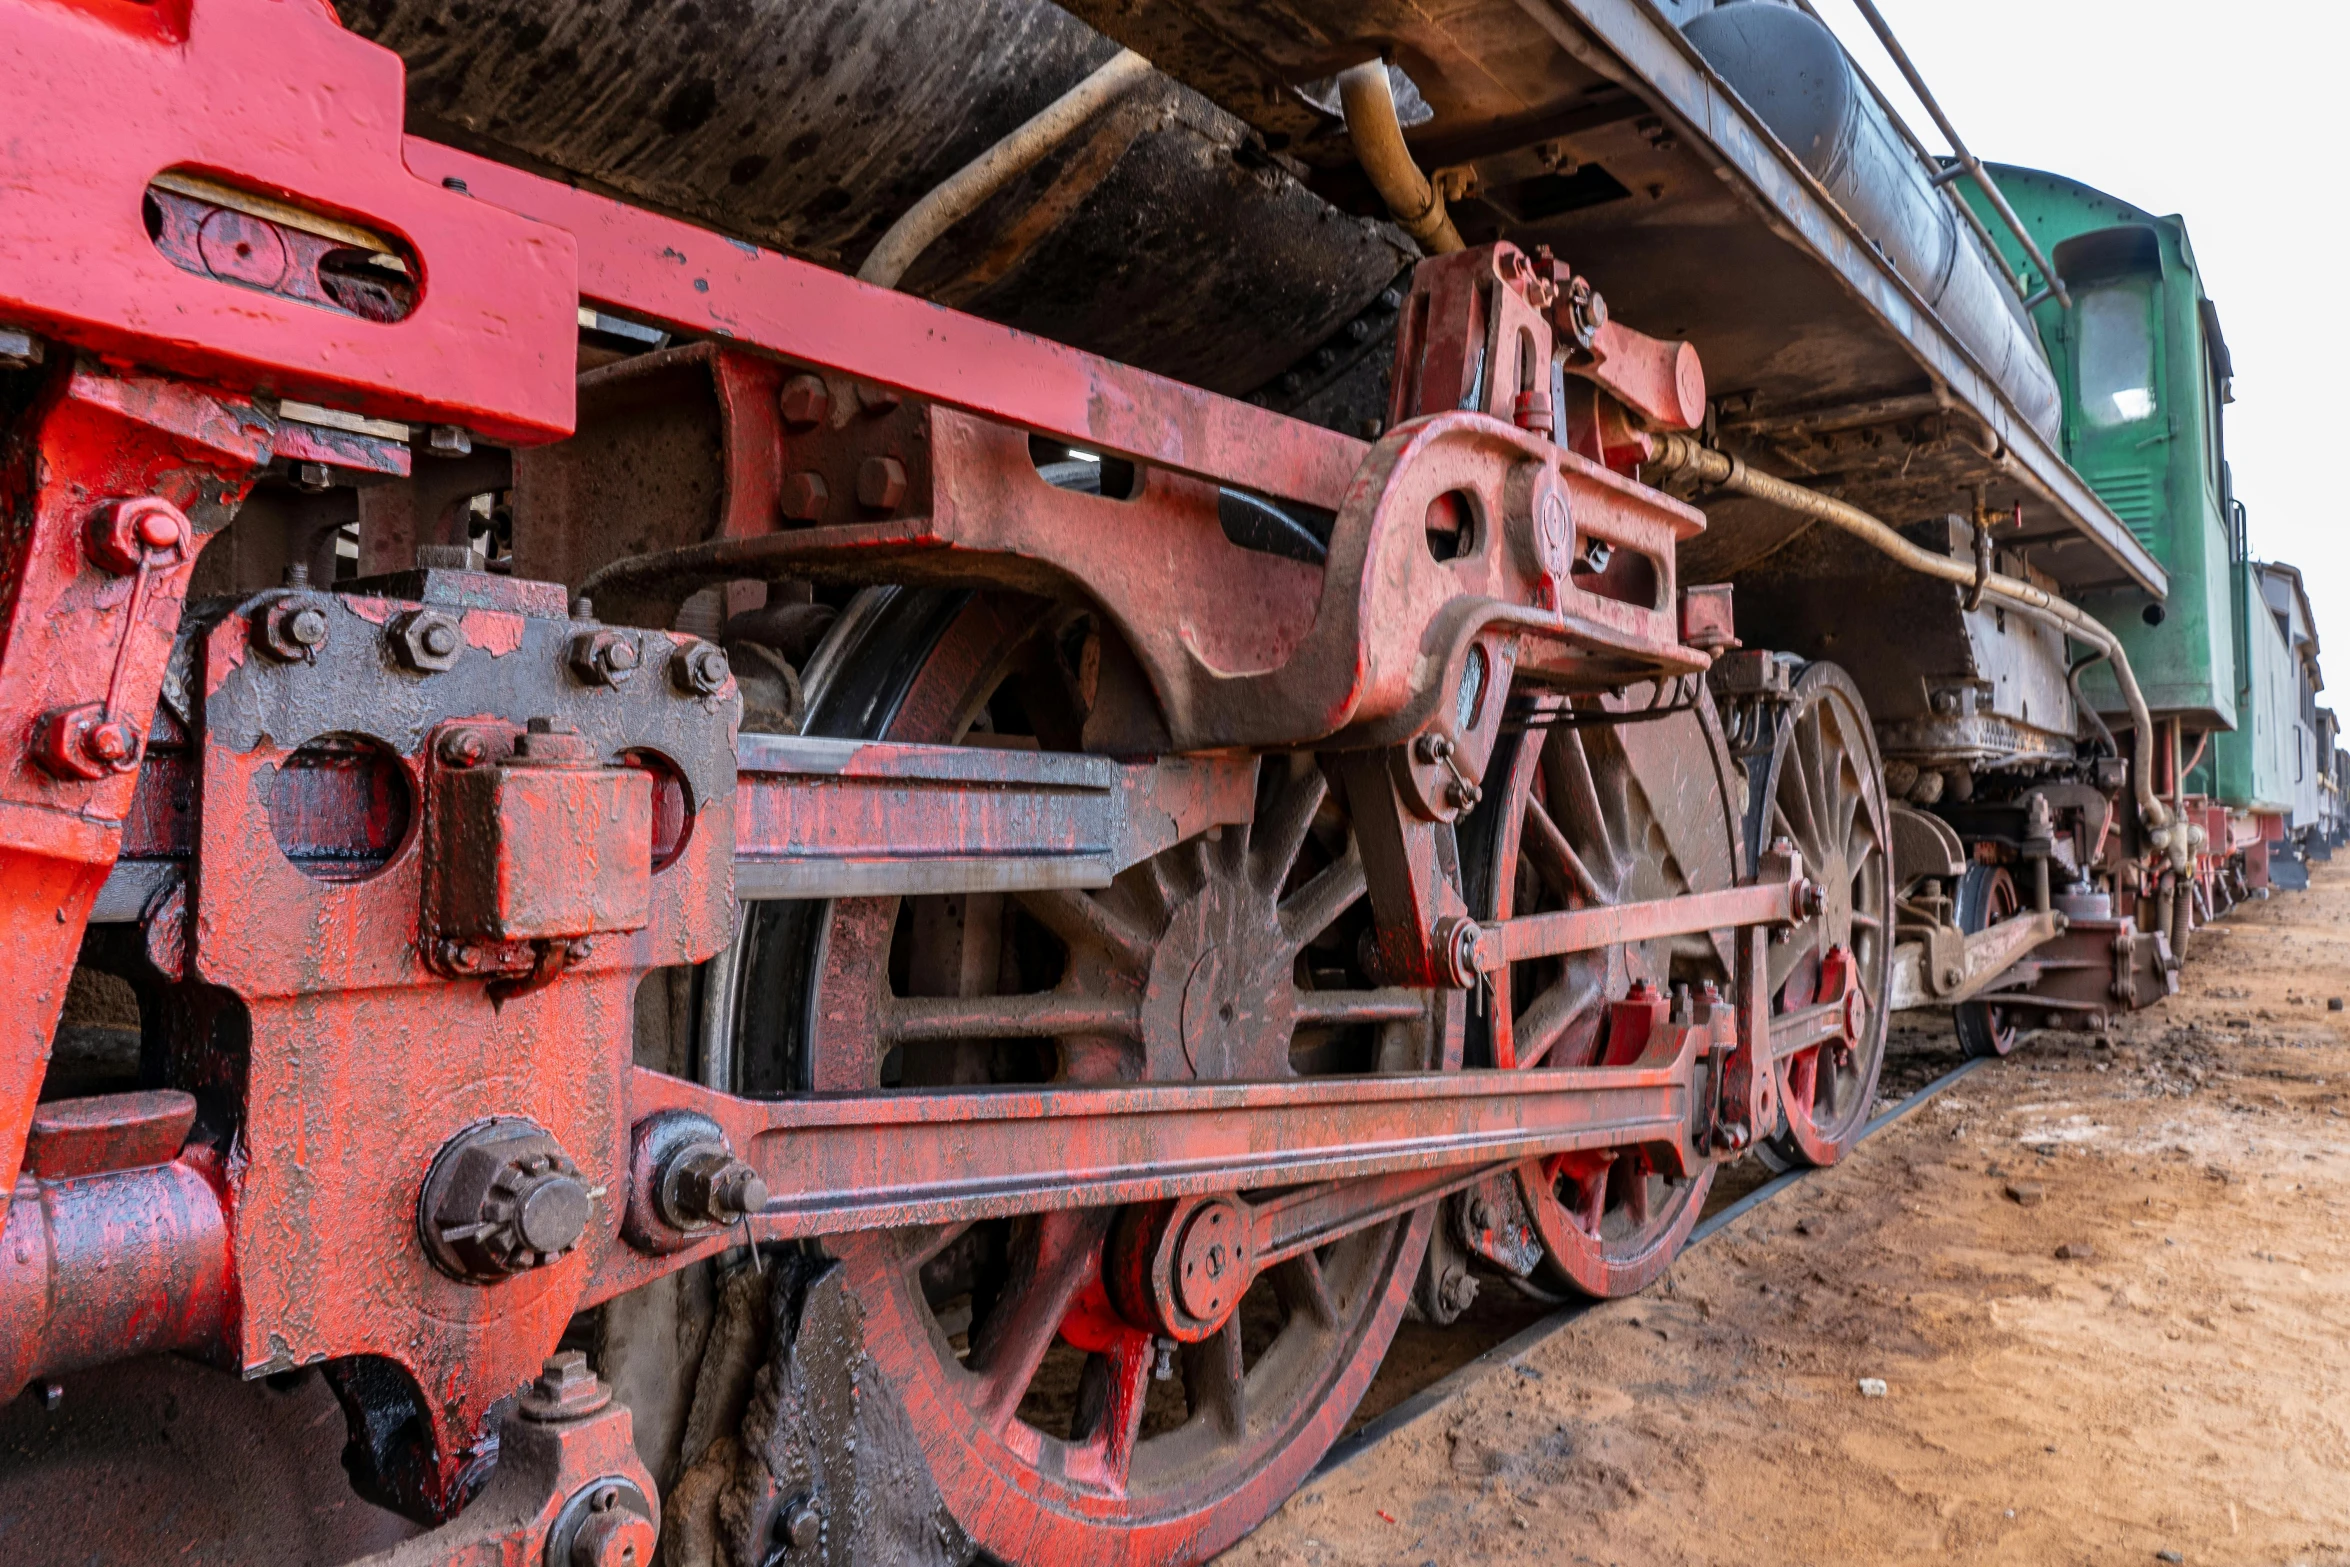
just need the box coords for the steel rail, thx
[1311,1050,1996,1479]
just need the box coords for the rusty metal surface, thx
[405,137,1371,517]
[1050,0,2162,596]
[344,0,1412,399]
[0,367,273,1233]
[167,567,736,1517]
[0,6,2079,1555]
[0,0,575,442]
[733,735,1258,898]
[1886,908,2063,1012]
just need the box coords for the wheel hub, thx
[1146,848,1298,1081]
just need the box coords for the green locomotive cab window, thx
[2077,278,2158,427]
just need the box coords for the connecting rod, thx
[1647,432,2185,867]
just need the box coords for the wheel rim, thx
[742,590,1444,1564]
[1953,864,2023,1058]
[1748,665,1893,1165]
[1465,683,1740,1298]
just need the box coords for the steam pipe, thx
[1648,433,2183,865]
[1336,63,1465,255]
[857,49,1156,289]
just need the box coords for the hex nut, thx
[255,595,332,662]
[35,703,140,781]
[394,609,465,672]
[674,642,731,697]
[780,471,830,523]
[86,496,192,576]
[655,1139,769,1231]
[856,454,908,514]
[569,628,641,687]
[779,374,830,430]
[520,1352,611,1423]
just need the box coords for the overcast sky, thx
[1808,1,2342,685]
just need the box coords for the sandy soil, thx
[1222,860,2350,1567]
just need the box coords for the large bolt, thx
[774,1495,821,1554]
[570,1489,657,1567]
[779,374,831,430]
[255,595,332,662]
[569,628,641,687]
[545,1471,657,1567]
[519,1352,612,1423]
[419,1120,594,1283]
[855,454,908,514]
[85,496,192,576]
[425,424,473,458]
[393,609,464,672]
[779,471,830,523]
[438,726,492,769]
[673,641,731,697]
[35,703,140,780]
[655,1138,769,1231]
[1441,1266,1478,1314]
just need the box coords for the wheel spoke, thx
[1522,796,1605,905]
[1272,1250,1340,1330]
[1293,988,1426,1027]
[1617,1159,1652,1229]
[1068,1333,1155,1493]
[1803,711,1836,849]
[900,1219,976,1274]
[966,1208,1111,1431]
[1543,730,1614,871]
[884,988,1141,1044]
[1182,1319,1247,1437]
[1833,757,1862,849]
[1278,847,1366,951]
[1511,967,1608,1070]
[1781,724,1826,855]
[1251,761,1327,895]
[1013,886,1156,972]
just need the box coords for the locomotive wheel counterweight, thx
[735,590,1442,1561]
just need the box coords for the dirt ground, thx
[1221,859,2350,1567]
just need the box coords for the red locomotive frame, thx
[0,1,1873,1560]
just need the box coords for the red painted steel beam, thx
[400,139,1368,512]
[1484,879,1799,966]
[0,0,577,443]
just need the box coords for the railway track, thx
[1311,1030,1994,1486]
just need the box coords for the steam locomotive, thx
[0,0,2330,1562]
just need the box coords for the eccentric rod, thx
[857,49,1156,289]
[1647,433,2180,862]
